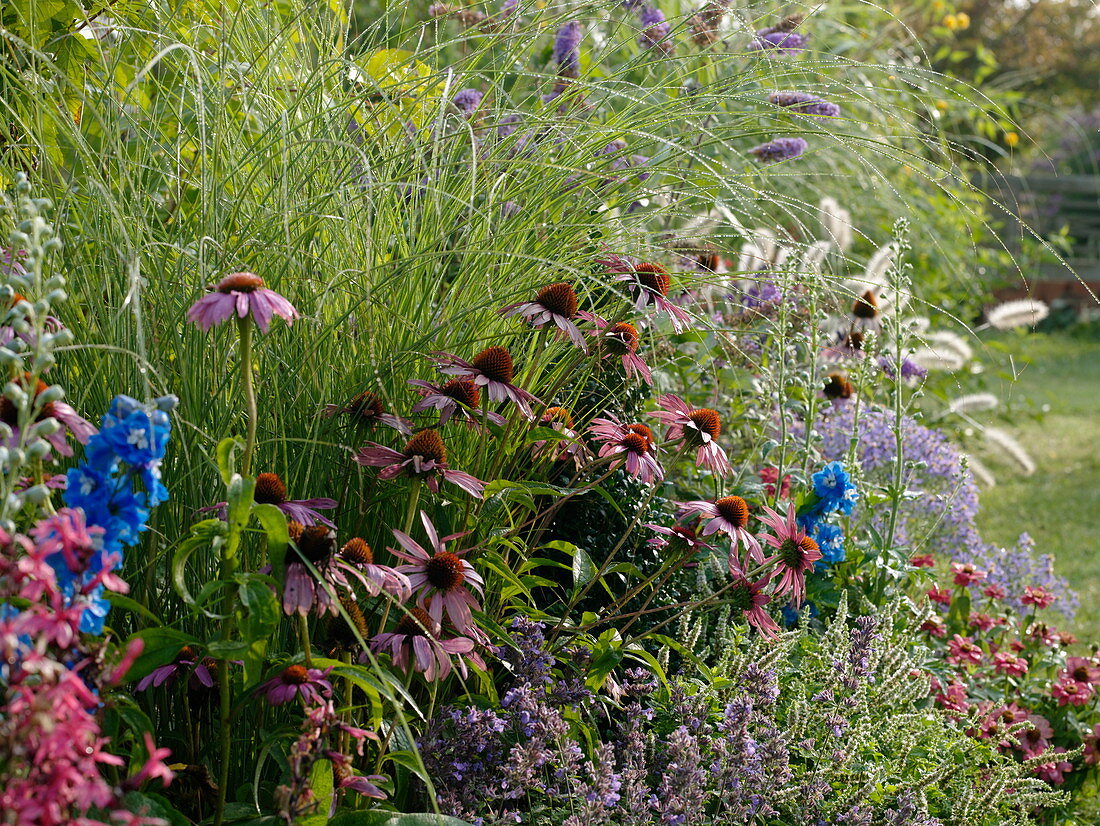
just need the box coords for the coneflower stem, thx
[298,612,313,668]
[238,317,257,477]
[403,479,422,534]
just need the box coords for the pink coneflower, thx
[1021,585,1056,609]
[186,272,299,333]
[581,314,652,384]
[368,607,484,682]
[532,406,588,467]
[649,394,730,474]
[600,256,692,332]
[0,375,96,458]
[909,553,936,568]
[676,496,763,568]
[354,429,485,498]
[728,574,779,637]
[322,390,412,435]
[501,282,587,351]
[135,645,216,692]
[408,378,506,429]
[757,503,822,602]
[389,511,484,636]
[283,523,340,616]
[206,472,338,528]
[950,562,987,587]
[645,522,714,557]
[946,634,983,666]
[260,664,333,706]
[587,416,663,483]
[333,538,412,602]
[432,347,541,419]
[1062,656,1100,686]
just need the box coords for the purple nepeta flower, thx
[749,29,807,54]
[749,137,808,164]
[637,5,673,53]
[186,272,298,333]
[553,21,583,76]
[452,88,484,116]
[768,91,840,117]
[354,429,486,498]
[260,664,333,706]
[497,113,523,138]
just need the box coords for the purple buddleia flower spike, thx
[749,137,808,163]
[553,21,583,77]
[769,91,840,117]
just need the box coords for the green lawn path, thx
[976,331,1100,642]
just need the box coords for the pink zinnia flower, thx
[204,472,337,527]
[933,681,969,714]
[354,429,485,498]
[408,378,506,429]
[431,347,541,419]
[1052,678,1094,707]
[0,375,96,458]
[968,612,996,632]
[186,272,298,333]
[909,553,936,568]
[649,394,730,474]
[757,502,823,603]
[920,616,946,637]
[946,634,983,666]
[322,390,412,435]
[927,587,952,606]
[581,314,652,384]
[950,562,987,587]
[369,607,484,682]
[587,416,663,483]
[500,282,587,351]
[677,495,763,568]
[1021,585,1056,609]
[1033,746,1074,785]
[728,574,779,637]
[982,583,1007,600]
[260,664,333,705]
[599,256,692,332]
[390,511,484,637]
[1063,656,1100,686]
[1084,723,1100,765]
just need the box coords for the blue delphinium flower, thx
[62,394,175,632]
[812,522,845,564]
[811,461,858,515]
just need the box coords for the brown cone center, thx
[471,346,515,384]
[217,272,265,293]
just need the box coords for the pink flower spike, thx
[186,271,298,333]
[126,732,175,789]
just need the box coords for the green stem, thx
[403,479,422,534]
[238,318,257,477]
[298,612,314,668]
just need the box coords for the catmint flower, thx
[452,88,484,116]
[186,272,298,333]
[768,91,840,117]
[636,5,673,54]
[553,21,582,76]
[749,137,808,163]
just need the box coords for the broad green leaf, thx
[299,758,333,826]
[252,502,289,583]
[216,436,243,485]
[126,627,201,682]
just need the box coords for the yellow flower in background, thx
[943,13,959,29]
[956,12,970,28]
[1005,132,1019,148]
[935,99,949,112]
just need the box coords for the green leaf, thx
[121,791,191,826]
[570,544,595,592]
[252,502,289,584]
[299,758,333,826]
[171,520,227,608]
[236,573,281,684]
[216,436,243,485]
[106,593,162,625]
[126,628,201,682]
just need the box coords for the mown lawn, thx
[975,329,1100,642]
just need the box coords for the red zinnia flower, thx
[946,634,983,666]
[950,562,987,587]
[1021,585,1056,609]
